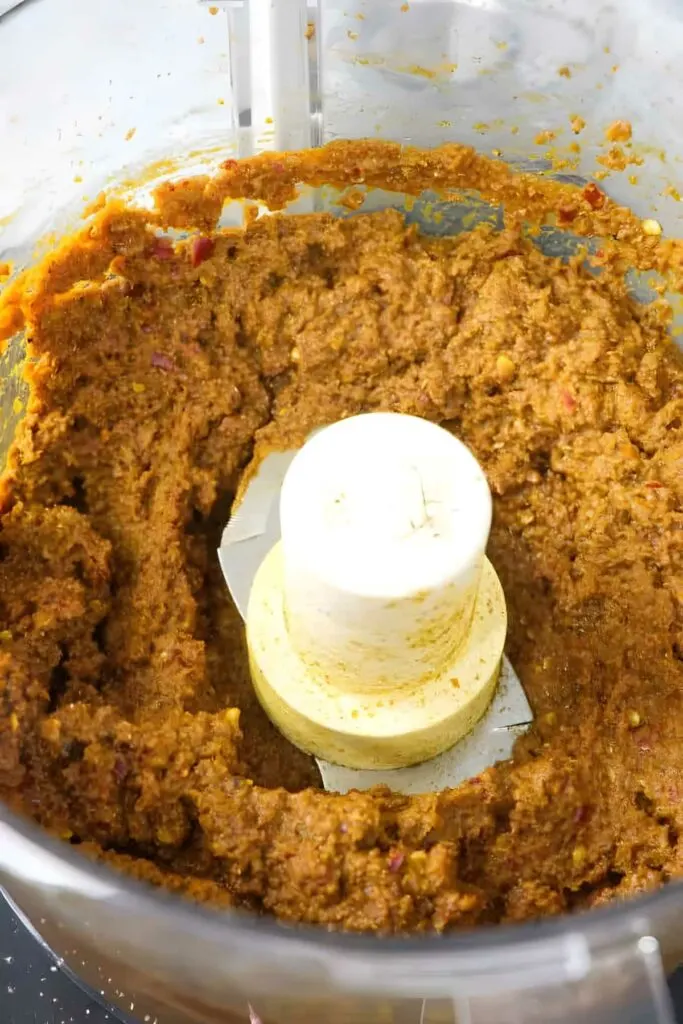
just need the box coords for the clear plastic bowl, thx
[1,1,682,1021]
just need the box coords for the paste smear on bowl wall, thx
[0,141,682,932]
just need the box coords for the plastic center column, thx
[246,412,508,771]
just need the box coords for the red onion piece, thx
[151,352,175,371]
[151,237,174,260]
[388,852,405,873]
[191,236,215,267]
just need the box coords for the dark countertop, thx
[0,890,134,1024]
[1,888,682,1024]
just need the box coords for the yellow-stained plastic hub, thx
[247,543,507,770]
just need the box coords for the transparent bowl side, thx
[0,0,238,268]
[234,0,683,235]
[6,0,683,251]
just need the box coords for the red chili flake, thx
[222,159,239,171]
[151,352,175,372]
[388,851,405,873]
[560,388,577,413]
[272,161,286,173]
[573,805,588,824]
[645,480,663,489]
[594,248,605,258]
[583,183,605,209]
[191,236,215,267]
[151,237,174,260]
[557,205,578,225]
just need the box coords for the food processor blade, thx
[218,441,533,794]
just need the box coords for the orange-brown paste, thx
[0,140,682,932]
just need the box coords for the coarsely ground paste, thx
[0,141,681,932]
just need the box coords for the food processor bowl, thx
[1,1,682,1021]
